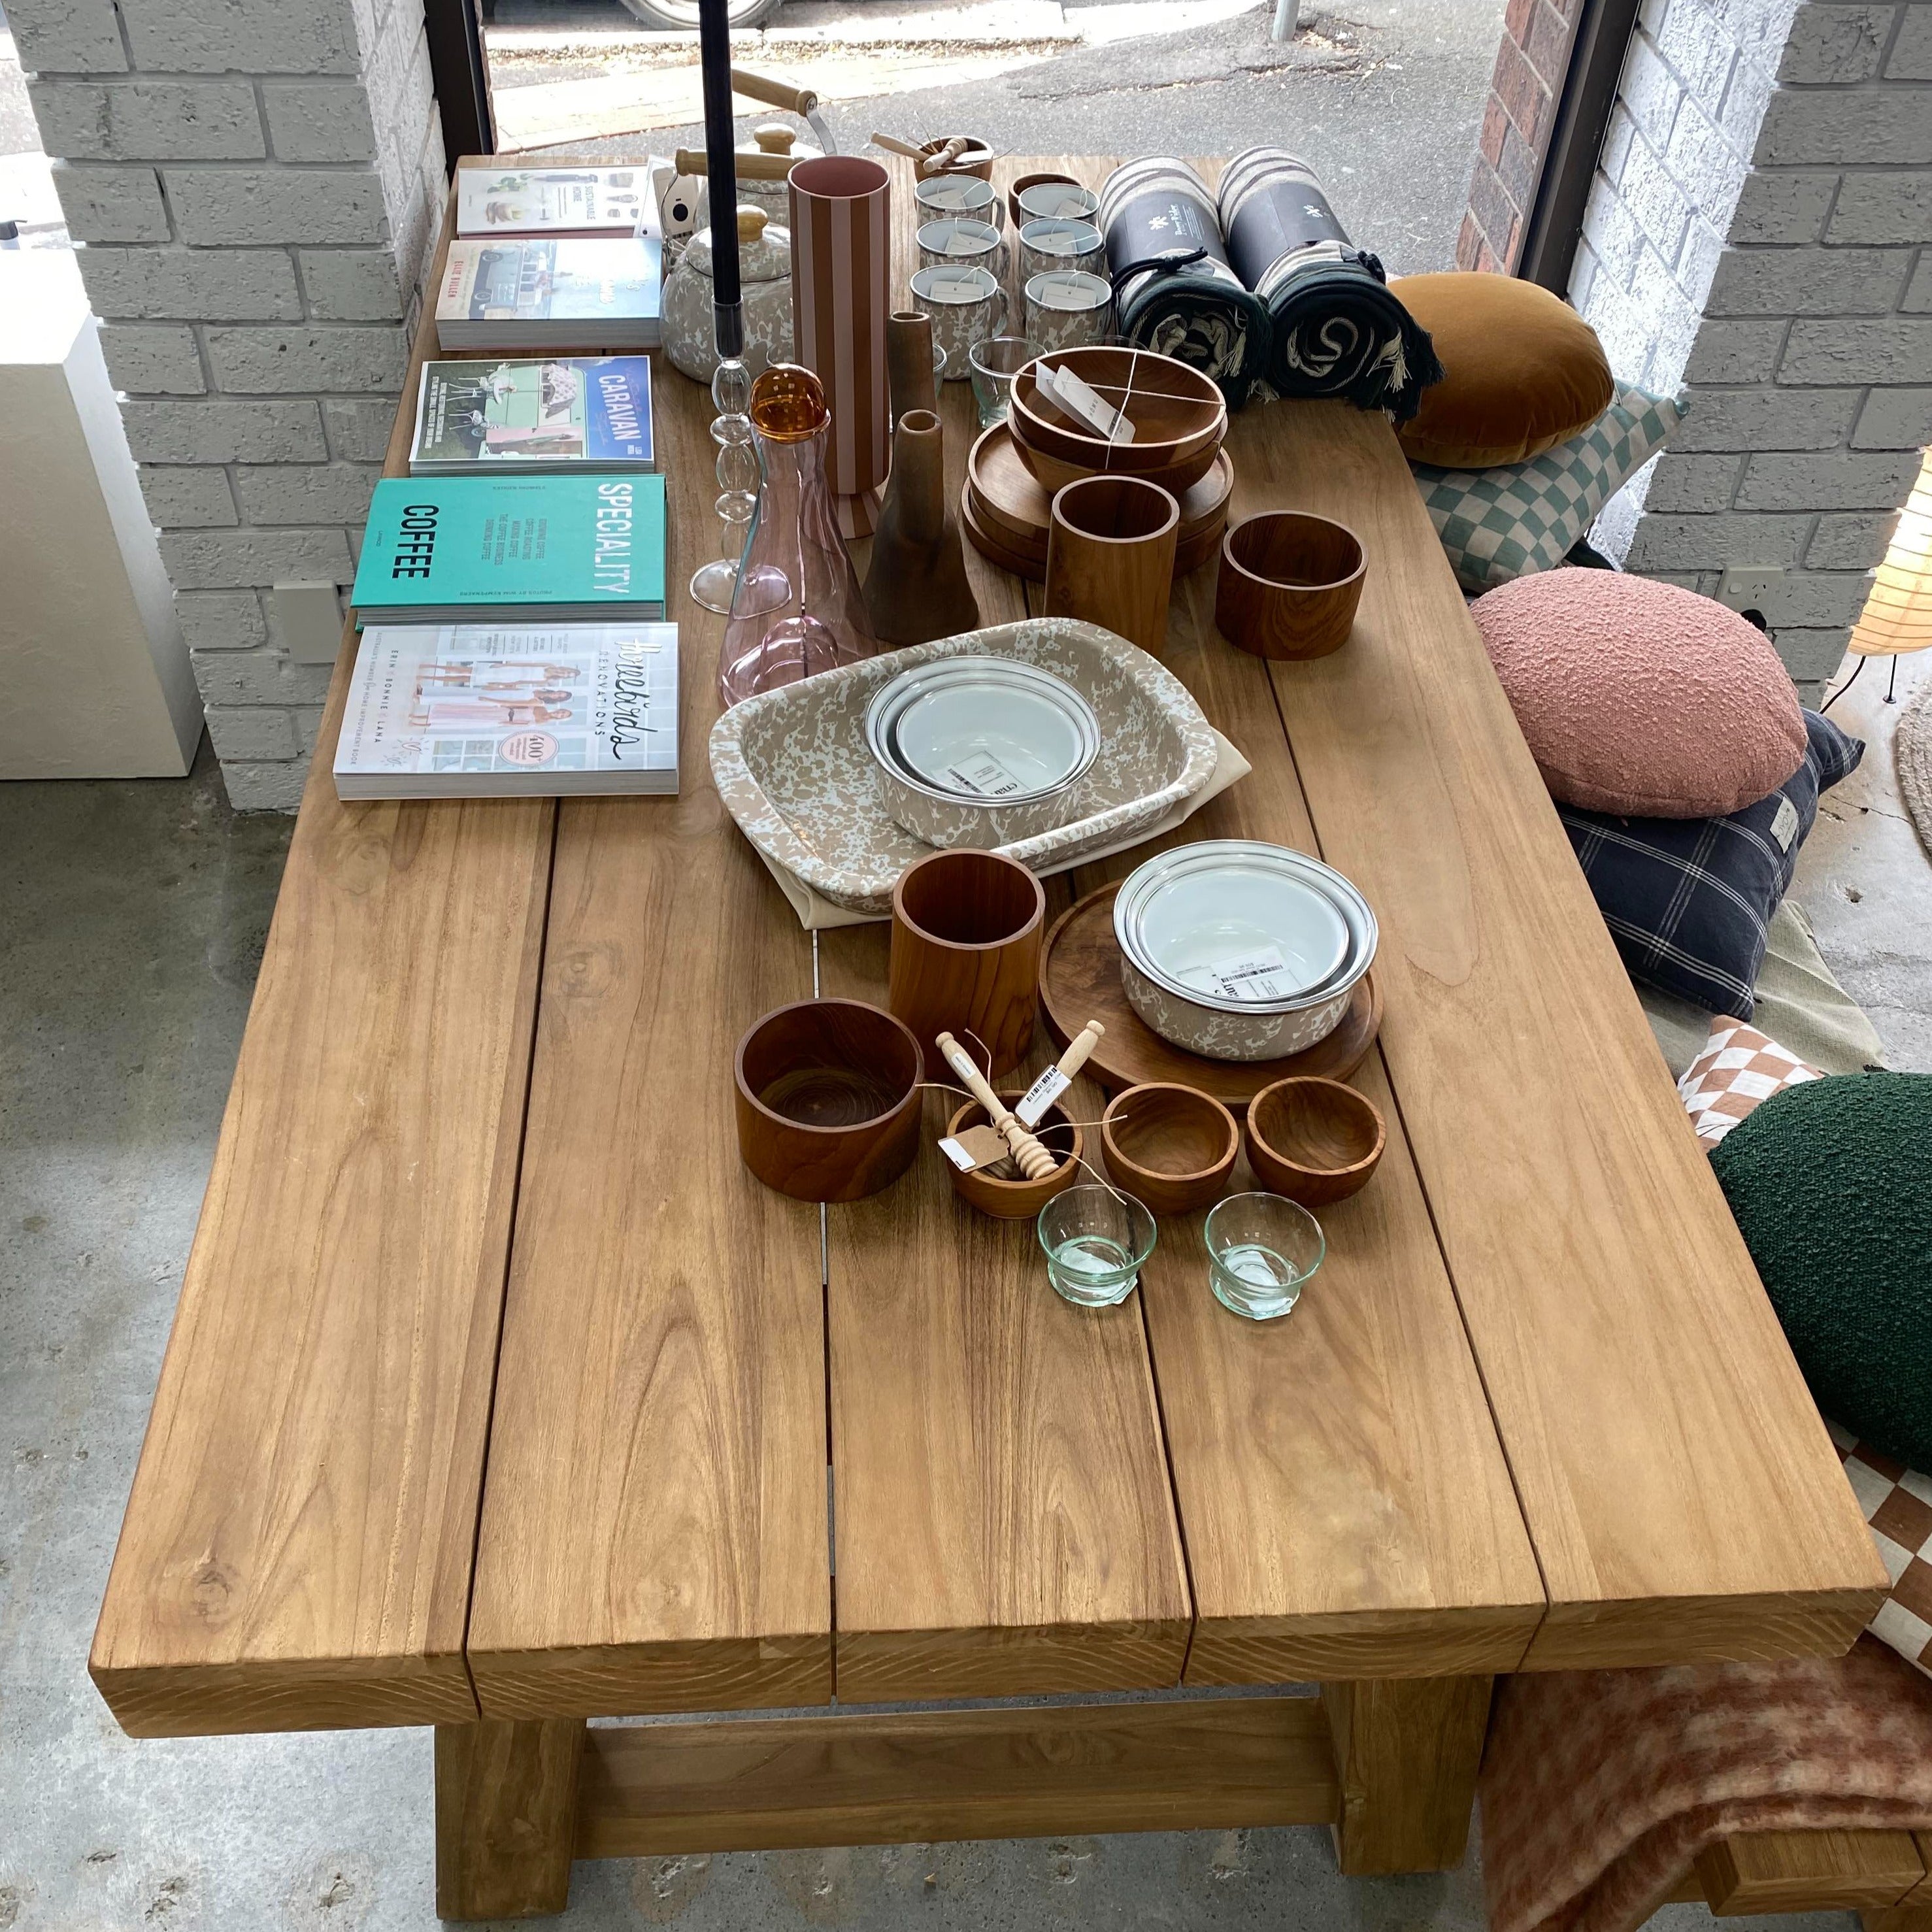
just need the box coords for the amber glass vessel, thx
[717,364,879,709]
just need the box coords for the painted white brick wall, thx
[14,0,445,809]
[1570,0,1932,701]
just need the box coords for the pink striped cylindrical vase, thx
[789,156,891,539]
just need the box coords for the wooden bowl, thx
[944,1093,1083,1218]
[1010,416,1224,499]
[1215,511,1367,661]
[918,136,995,179]
[1100,1083,1239,1215]
[1007,169,1082,227]
[1011,347,1226,475]
[735,999,924,1202]
[1244,1076,1386,1207]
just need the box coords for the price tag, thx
[1044,191,1090,218]
[939,1124,1011,1171]
[942,748,1026,797]
[1207,945,1295,1003]
[944,229,982,256]
[938,1135,977,1171]
[931,271,986,299]
[1044,363,1135,444]
[1771,794,1800,851]
[1014,1065,1071,1127]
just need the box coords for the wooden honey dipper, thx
[935,1022,1105,1180]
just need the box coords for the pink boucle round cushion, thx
[1471,570,1808,818]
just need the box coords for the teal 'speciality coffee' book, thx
[350,473,666,624]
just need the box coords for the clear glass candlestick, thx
[690,355,758,614]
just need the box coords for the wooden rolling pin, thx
[935,1023,1105,1179]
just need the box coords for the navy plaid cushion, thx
[1559,711,1863,1019]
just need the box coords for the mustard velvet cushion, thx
[1393,274,1614,469]
[1472,569,1810,818]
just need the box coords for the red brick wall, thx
[1457,0,1584,271]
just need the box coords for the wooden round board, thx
[962,486,1047,582]
[1039,882,1383,1103]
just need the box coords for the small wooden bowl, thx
[1215,511,1367,661]
[944,1093,1082,1218]
[1100,1083,1239,1216]
[1244,1076,1386,1207]
[919,135,995,179]
[1007,170,1082,227]
[735,999,924,1203]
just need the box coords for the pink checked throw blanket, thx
[1480,1637,1932,1932]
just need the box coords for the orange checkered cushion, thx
[1833,1421,1932,1680]
[1678,1018,1822,1148]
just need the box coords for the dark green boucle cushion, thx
[1711,1071,1932,1469]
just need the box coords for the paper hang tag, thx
[944,229,983,256]
[1014,1065,1071,1127]
[939,1124,1012,1173]
[1043,363,1135,444]
[942,748,1026,798]
[1771,794,1801,852]
[1207,945,1295,1003]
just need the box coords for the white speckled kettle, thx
[662,203,796,385]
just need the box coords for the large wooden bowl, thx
[944,1094,1083,1219]
[1100,1082,1239,1216]
[1011,346,1226,480]
[1244,1076,1386,1207]
[1010,416,1224,499]
[735,999,924,1202]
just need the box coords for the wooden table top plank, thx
[818,158,1191,1702]
[463,335,834,1720]
[1237,401,1885,1665]
[90,192,558,1737]
[1046,449,1545,1684]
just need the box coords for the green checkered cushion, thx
[1411,385,1686,592]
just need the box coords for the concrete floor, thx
[6,646,1929,1928]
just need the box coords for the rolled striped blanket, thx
[1218,148,1442,424]
[1097,157,1271,406]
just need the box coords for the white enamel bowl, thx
[1112,841,1378,1061]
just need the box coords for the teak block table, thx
[90,157,1887,1921]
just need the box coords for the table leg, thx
[1320,1676,1493,1876]
[435,1716,586,1920]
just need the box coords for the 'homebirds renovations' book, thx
[408,357,656,475]
[335,621,679,800]
[349,475,667,625]
[434,237,663,350]
[455,164,656,239]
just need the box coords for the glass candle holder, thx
[1037,1184,1157,1308]
[969,335,1037,431]
[1204,1193,1325,1321]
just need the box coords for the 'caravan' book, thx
[349,475,667,625]
[408,357,655,475]
[335,621,678,800]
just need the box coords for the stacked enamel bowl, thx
[865,656,1100,850]
[1112,841,1378,1061]
[1009,346,1227,498]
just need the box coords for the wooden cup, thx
[735,999,924,1202]
[1044,475,1180,656]
[944,1093,1082,1218]
[1099,1082,1240,1216]
[890,849,1045,1080]
[1215,511,1367,661]
[1244,1076,1386,1207]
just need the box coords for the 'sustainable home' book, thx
[455,164,656,239]
[435,237,662,351]
[335,621,679,799]
[349,475,667,625]
[408,357,655,475]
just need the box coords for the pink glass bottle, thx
[717,363,880,709]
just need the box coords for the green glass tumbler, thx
[1037,1184,1156,1308]
[1205,1192,1324,1321]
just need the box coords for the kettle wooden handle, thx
[731,67,820,115]
[675,147,796,180]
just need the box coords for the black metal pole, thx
[698,0,744,361]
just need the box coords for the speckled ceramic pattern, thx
[1120,953,1354,1061]
[710,618,1221,916]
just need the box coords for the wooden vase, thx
[863,410,981,646]
[1044,475,1180,656]
[887,310,938,425]
[790,156,891,539]
[888,848,1044,1079]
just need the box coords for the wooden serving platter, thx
[1039,882,1382,1104]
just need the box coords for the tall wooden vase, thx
[863,409,980,645]
[789,156,891,539]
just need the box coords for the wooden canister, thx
[789,156,891,539]
[1044,475,1180,656]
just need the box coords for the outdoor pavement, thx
[7,649,1927,1927]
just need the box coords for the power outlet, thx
[1715,566,1786,625]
